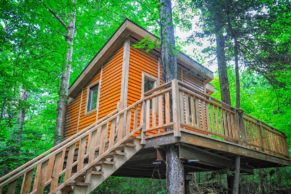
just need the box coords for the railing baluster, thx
[126,109,132,135]
[190,96,195,127]
[50,150,65,192]
[117,114,124,142]
[32,163,42,193]
[165,92,171,125]
[95,126,102,149]
[185,95,190,125]
[100,124,108,154]
[7,180,16,194]
[152,96,157,127]
[133,105,138,130]
[88,129,98,164]
[77,138,87,171]
[109,120,116,148]
[146,99,150,130]
[64,145,75,181]
[20,169,33,194]
[179,92,185,124]
[141,100,146,144]
[158,94,164,126]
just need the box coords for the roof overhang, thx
[69,19,213,98]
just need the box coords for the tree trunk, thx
[55,3,76,145]
[214,13,231,105]
[234,37,240,108]
[160,0,178,81]
[166,145,185,194]
[159,0,184,193]
[232,156,240,194]
[13,88,28,155]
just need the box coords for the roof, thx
[69,19,213,98]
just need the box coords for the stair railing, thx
[0,97,144,194]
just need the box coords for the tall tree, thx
[159,0,185,193]
[43,0,77,144]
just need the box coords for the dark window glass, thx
[87,84,99,112]
[144,76,156,93]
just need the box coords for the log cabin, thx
[0,19,289,194]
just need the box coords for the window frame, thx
[141,72,157,96]
[85,81,100,114]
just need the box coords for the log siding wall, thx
[65,44,207,138]
[65,47,123,137]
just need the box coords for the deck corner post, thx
[235,109,246,145]
[166,145,185,194]
[171,79,181,137]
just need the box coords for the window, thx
[87,84,99,112]
[143,74,157,94]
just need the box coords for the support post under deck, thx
[166,145,185,194]
[232,156,241,194]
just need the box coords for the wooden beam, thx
[120,39,131,109]
[179,145,233,168]
[179,130,290,166]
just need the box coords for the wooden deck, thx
[0,80,289,194]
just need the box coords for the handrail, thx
[177,80,286,137]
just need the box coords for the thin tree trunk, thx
[14,88,28,155]
[234,37,240,108]
[159,0,184,193]
[232,156,240,194]
[0,97,6,121]
[214,14,231,106]
[55,1,76,145]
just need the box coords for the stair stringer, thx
[73,139,142,194]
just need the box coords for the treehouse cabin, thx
[0,20,289,194]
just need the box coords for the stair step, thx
[68,181,90,187]
[97,158,115,165]
[107,150,126,157]
[125,143,136,148]
[102,160,115,165]
[117,142,136,149]
[91,171,103,176]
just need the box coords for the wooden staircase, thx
[0,98,146,194]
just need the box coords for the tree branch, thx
[43,4,67,29]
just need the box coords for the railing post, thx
[141,100,146,144]
[172,79,181,137]
[235,109,246,145]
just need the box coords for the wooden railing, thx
[175,80,289,158]
[0,80,288,193]
[141,80,288,158]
